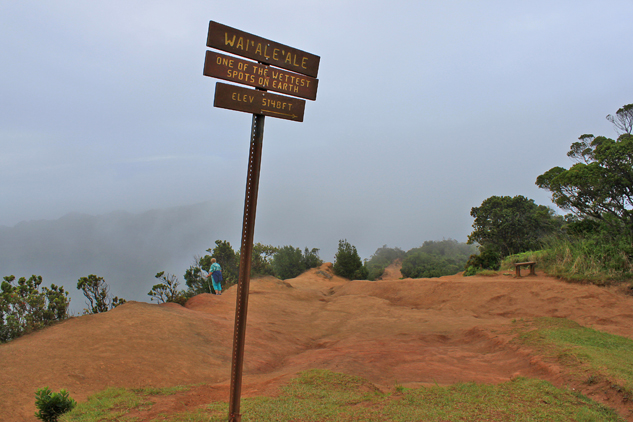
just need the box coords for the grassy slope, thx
[59,299,633,421]
[63,362,626,421]
[515,317,633,400]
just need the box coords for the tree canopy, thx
[271,246,323,280]
[467,195,560,258]
[401,239,475,278]
[77,274,126,314]
[536,104,633,236]
[333,239,367,280]
[365,245,406,280]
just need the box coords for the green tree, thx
[534,104,633,280]
[302,247,323,270]
[536,106,633,236]
[184,255,212,294]
[76,275,126,315]
[250,243,278,277]
[467,195,561,258]
[184,240,278,295]
[272,245,305,280]
[333,239,367,280]
[270,246,322,280]
[463,247,501,275]
[148,272,190,305]
[185,240,240,295]
[606,103,633,136]
[209,240,239,286]
[365,245,406,280]
[401,240,476,278]
[1,275,70,343]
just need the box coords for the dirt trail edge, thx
[2,263,633,421]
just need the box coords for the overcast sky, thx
[1,0,632,261]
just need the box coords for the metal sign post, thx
[203,21,319,422]
[229,112,264,422]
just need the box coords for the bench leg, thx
[529,264,536,276]
[515,266,521,278]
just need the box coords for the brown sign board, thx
[207,21,320,78]
[204,51,318,101]
[214,82,305,122]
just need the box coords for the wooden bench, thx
[513,261,536,277]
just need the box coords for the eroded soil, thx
[2,263,633,421]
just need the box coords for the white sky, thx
[1,0,632,260]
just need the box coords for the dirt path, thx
[2,263,633,421]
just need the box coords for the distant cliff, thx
[0,201,241,313]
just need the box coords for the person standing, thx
[207,258,223,295]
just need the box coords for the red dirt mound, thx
[2,263,633,421]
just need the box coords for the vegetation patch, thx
[401,240,476,279]
[61,385,191,421]
[500,250,548,269]
[62,369,623,421]
[538,237,633,285]
[383,378,622,422]
[464,103,633,285]
[515,317,633,400]
[472,269,499,277]
[364,245,405,280]
[0,275,70,343]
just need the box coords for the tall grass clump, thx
[500,250,548,270]
[538,235,633,285]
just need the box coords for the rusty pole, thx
[228,112,265,422]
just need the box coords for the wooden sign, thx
[204,51,318,100]
[203,21,321,422]
[206,21,320,78]
[213,82,305,122]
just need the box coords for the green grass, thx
[60,388,149,421]
[516,317,633,400]
[61,385,191,422]
[501,243,633,290]
[532,237,632,284]
[131,385,190,396]
[61,369,624,421]
[476,269,500,277]
[500,250,547,270]
[383,378,621,422]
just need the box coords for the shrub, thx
[0,275,70,343]
[333,240,366,280]
[538,235,633,283]
[148,272,190,305]
[402,252,462,278]
[463,247,501,276]
[35,387,76,422]
[272,246,305,280]
[186,240,273,293]
[500,250,547,270]
[76,275,126,315]
[468,195,562,258]
[183,255,211,295]
[302,247,323,270]
[207,240,239,287]
[271,246,323,280]
[250,243,278,277]
[401,240,476,278]
[365,245,405,280]
[185,241,321,290]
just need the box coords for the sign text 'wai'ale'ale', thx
[204,21,320,121]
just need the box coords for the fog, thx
[1,1,632,309]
